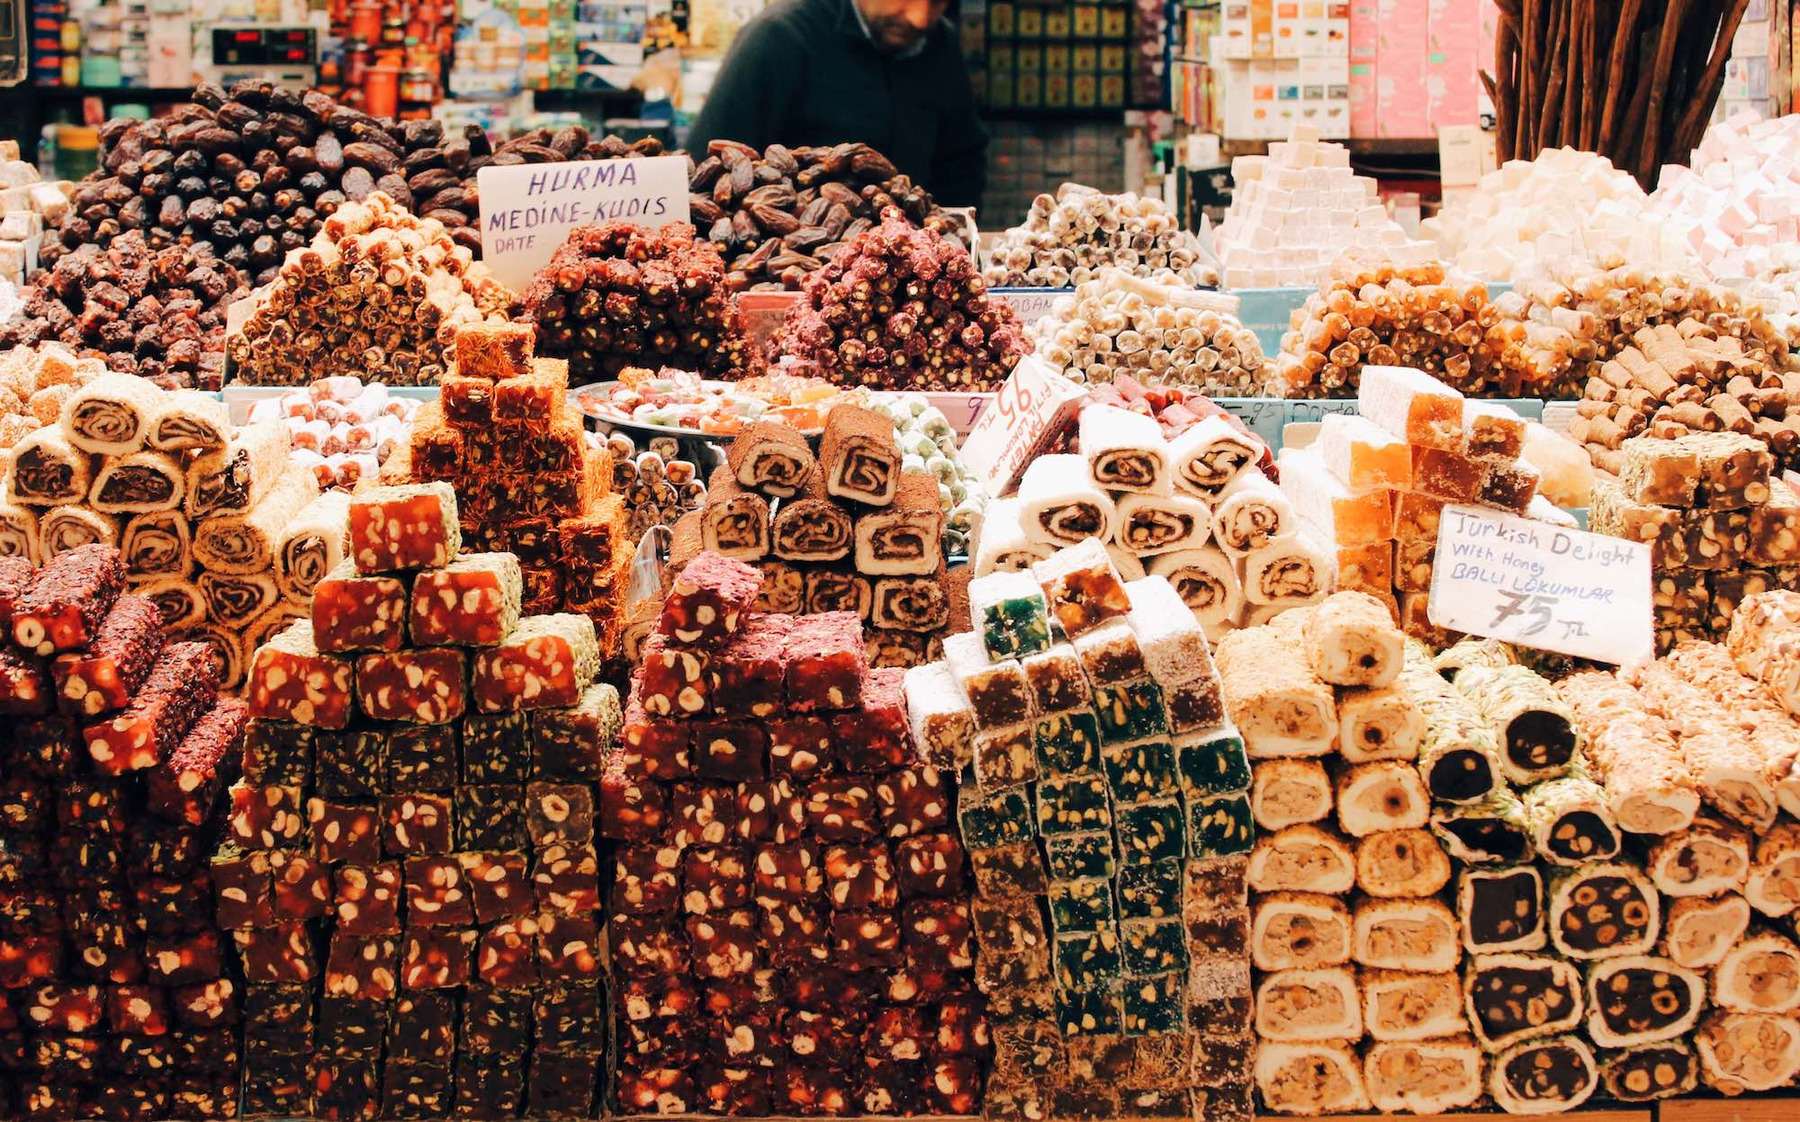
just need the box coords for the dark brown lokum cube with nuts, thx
[455,784,526,850]
[333,863,402,936]
[210,845,273,929]
[536,914,601,980]
[530,683,619,781]
[752,840,824,905]
[316,728,389,798]
[639,631,711,718]
[767,717,833,778]
[804,776,880,841]
[831,910,904,968]
[831,667,912,772]
[735,777,805,843]
[228,782,305,849]
[534,980,605,1056]
[610,913,690,977]
[709,615,792,720]
[613,843,682,914]
[686,910,759,980]
[233,923,315,984]
[533,844,601,916]
[460,711,528,784]
[894,833,965,897]
[758,900,830,967]
[324,933,400,1002]
[460,850,532,922]
[402,927,476,989]
[269,850,333,921]
[387,726,458,791]
[600,750,669,842]
[476,916,540,989]
[403,855,474,926]
[319,993,387,1058]
[239,718,314,787]
[620,694,693,781]
[388,990,458,1065]
[309,799,382,865]
[693,719,769,781]
[681,845,750,914]
[784,612,867,712]
[382,793,453,855]
[461,984,531,1055]
[529,1049,599,1118]
[243,983,313,1054]
[903,898,974,968]
[824,842,898,911]
[526,781,594,847]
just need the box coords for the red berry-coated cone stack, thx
[602,549,990,1115]
[234,481,621,1120]
[0,544,247,1120]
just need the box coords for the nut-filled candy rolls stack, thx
[2,353,348,686]
[237,481,621,1118]
[905,539,1253,1122]
[0,544,248,1119]
[605,550,984,1116]
[1221,592,1484,1115]
[397,320,632,657]
[1591,430,1800,653]
[672,404,954,670]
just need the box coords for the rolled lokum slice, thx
[700,467,771,562]
[192,467,320,576]
[1337,684,1423,765]
[1334,762,1429,838]
[1113,492,1211,556]
[1465,953,1584,1050]
[1018,454,1116,547]
[146,388,229,452]
[1634,661,1780,830]
[803,566,871,618]
[61,371,160,453]
[1032,538,1131,640]
[902,662,975,771]
[968,569,1053,660]
[1355,829,1451,898]
[1250,892,1351,971]
[1431,786,1531,864]
[1216,625,1335,758]
[470,614,599,714]
[11,542,124,655]
[1211,470,1293,555]
[1248,825,1354,894]
[7,425,91,506]
[942,631,1032,729]
[1402,648,1502,803]
[1301,591,1403,688]
[1147,547,1241,634]
[851,470,940,574]
[1251,759,1333,830]
[1695,1010,1800,1093]
[1548,861,1659,960]
[1359,364,1464,451]
[1361,970,1467,1041]
[1558,671,1698,834]
[1747,820,1800,918]
[0,500,37,562]
[275,491,350,604]
[1601,1041,1700,1102]
[1490,1035,1598,1114]
[1170,413,1260,500]
[656,550,761,649]
[136,576,205,631]
[1646,816,1750,897]
[1253,1040,1368,1115]
[1080,404,1169,495]
[971,498,1051,577]
[1433,636,1519,681]
[410,553,522,648]
[1364,1037,1483,1114]
[1584,955,1704,1048]
[1255,967,1362,1041]
[1457,864,1546,953]
[1521,773,1621,867]
[1241,531,1331,607]
[1664,893,1751,972]
[1278,447,1395,545]
[84,641,219,773]
[1454,664,1578,784]
[820,403,900,506]
[347,482,459,573]
[1352,896,1458,972]
[1714,931,1800,1014]
[185,420,290,518]
[89,451,186,515]
[39,506,119,558]
[728,420,815,498]
[51,595,163,716]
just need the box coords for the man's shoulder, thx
[741,0,838,42]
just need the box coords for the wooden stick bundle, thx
[1486,0,1753,187]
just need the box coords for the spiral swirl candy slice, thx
[40,507,119,560]
[699,467,770,562]
[119,510,190,582]
[193,465,320,577]
[6,426,90,506]
[1079,404,1168,496]
[88,451,186,515]
[61,370,163,455]
[727,420,815,498]
[851,469,940,575]
[1645,816,1749,896]
[184,419,290,519]
[1147,547,1240,635]
[1018,454,1116,548]
[1747,820,1800,918]
[197,570,276,629]
[820,403,900,507]
[135,576,205,632]
[1169,413,1259,500]
[770,475,852,564]
[146,388,229,453]
[1210,469,1291,556]
[0,501,36,563]
[870,572,948,633]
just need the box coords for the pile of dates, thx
[0,231,245,388]
[689,140,968,291]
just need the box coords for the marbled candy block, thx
[459,711,528,785]
[387,726,457,791]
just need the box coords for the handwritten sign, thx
[477,156,691,292]
[991,287,1075,327]
[1428,504,1652,666]
[959,355,1088,496]
[1213,398,1287,450]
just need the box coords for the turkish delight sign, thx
[959,355,1088,496]
[1428,504,1653,666]
[478,156,691,292]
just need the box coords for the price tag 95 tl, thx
[1427,504,1653,666]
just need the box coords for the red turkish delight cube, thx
[106,985,169,1035]
[831,667,911,772]
[246,622,354,729]
[668,781,734,847]
[709,616,792,719]
[312,562,407,653]
[469,614,597,714]
[610,914,689,978]
[381,793,453,855]
[600,753,669,842]
[620,694,692,780]
[50,594,162,717]
[831,911,903,967]
[536,914,601,979]
[710,1006,780,1067]
[693,719,768,781]
[354,649,465,725]
[232,923,314,984]
[408,553,522,647]
[308,799,381,864]
[333,863,402,935]
[804,777,880,841]
[853,1058,919,1116]
[876,766,952,837]
[145,696,246,826]
[735,777,805,843]
[902,898,973,968]
[25,983,104,1032]
[403,856,474,926]
[790,968,876,1011]
[533,844,600,916]
[767,717,833,778]
[269,850,332,921]
[210,847,273,929]
[639,631,711,718]
[526,781,594,847]
[460,851,532,922]
[686,910,759,979]
[612,844,682,914]
[657,551,763,648]
[169,978,238,1029]
[84,641,219,773]
[619,976,703,1023]
[752,841,823,905]
[682,845,750,914]
[894,833,966,897]
[824,843,898,910]
[782,1007,865,1061]
[865,1006,930,1061]
[347,482,460,573]
[475,918,538,989]
[402,927,476,988]
[324,933,399,1001]
[783,612,867,711]
[228,783,305,849]
[758,901,830,967]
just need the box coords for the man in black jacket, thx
[686,0,988,207]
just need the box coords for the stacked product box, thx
[602,549,986,1115]
[1284,363,1571,645]
[1591,428,1800,653]
[669,404,954,670]
[395,321,632,657]
[233,481,620,1118]
[0,351,350,685]
[0,544,247,1119]
[904,539,1254,1120]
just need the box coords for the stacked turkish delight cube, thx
[398,321,632,656]
[1286,364,1567,645]
[1591,430,1800,653]
[905,538,1254,1121]
[234,481,620,1119]
[604,549,985,1116]
[0,544,247,1119]
[670,404,953,671]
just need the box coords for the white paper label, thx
[1428,505,1653,666]
[477,156,692,292]
[991,288,1073,325]
[958,355,1088,496]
